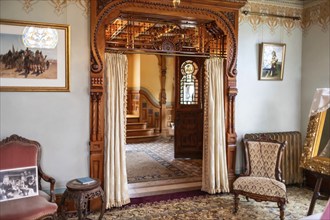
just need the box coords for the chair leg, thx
[278,202,285,220]
[234,193,239,214]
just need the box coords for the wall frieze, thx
[19,0,329,33]
[21,0,89,16]
[302,0,329,32]
[239,0,329,34]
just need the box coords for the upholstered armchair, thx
[0,134,58,220]
[233,137,287,220]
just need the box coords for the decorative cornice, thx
[21,0,89,16]
[302,0,329,32]
[248,0,303,8]
[240,0,329,34]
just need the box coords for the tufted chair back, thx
[246,141,282,180]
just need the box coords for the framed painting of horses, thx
[0,19,70,91]
[259,43,286,81]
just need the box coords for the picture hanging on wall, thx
[0,19,70,92]
[259,43,286,81]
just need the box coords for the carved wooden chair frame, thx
[0,134,56,203]
[233,136,287,220]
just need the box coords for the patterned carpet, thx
[126,139,202,183]
[87,187,327,220]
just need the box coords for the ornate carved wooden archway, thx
[90,0,246,188]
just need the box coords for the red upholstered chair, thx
[233,136,287,220]
[0,134,58,220]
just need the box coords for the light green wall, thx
[0,0,90,189]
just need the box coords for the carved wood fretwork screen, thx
[90,0,246,189]
[105,13,227,57]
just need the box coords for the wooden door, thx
[174,56,205,159]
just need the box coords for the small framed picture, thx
[0,166,38,202]
[259,43,286,80]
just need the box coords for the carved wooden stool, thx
[60,178,105,220]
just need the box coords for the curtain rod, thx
[105,48,226,58]
[242,10,301,21]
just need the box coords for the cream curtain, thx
[104,53,130,208]
[202,57,229,194]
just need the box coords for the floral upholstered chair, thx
[0,134,58,220]
[233,136,287,220]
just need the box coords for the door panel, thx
[175,56,205,159]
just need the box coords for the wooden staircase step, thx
[126,128,155,136]
[127,115,140,123]
[126,134,160,143]
[127,122,147,130]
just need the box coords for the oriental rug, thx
[126,139,202,183]
[85,187,327,220]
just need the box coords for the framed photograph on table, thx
[0,19,70,92]
[259,43,286,81]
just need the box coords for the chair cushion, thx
[247,141,281,179]
[39,190,51,201]
[233,176,286,198]
[0,195,57,220]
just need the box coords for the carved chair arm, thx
[38,167,56,203]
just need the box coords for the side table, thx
[60,178,105,220]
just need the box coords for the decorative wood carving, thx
[90,0,246,190]
[97,0,114,14]
[139,89,161,133]
[222,11,236,28]
[127,89,140,115]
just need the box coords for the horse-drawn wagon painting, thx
[0,20,70,91]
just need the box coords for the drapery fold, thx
[202,57,229,194]
[104,53,130,208]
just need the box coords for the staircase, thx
[126,115,159,143]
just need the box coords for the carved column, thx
[227,78,238,189]
[127,54,141,116]
[90,76,104,184]
[159,56,167,137]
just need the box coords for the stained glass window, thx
[180,60,199,105]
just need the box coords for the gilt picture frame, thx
[0,19,70,92]
[259,43,286,81]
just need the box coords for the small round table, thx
[60,178,105,220]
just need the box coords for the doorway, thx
[125,53,203,197]
[89,1,241,200]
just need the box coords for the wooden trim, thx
[90,0,246,190]
[139,88,161,109]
